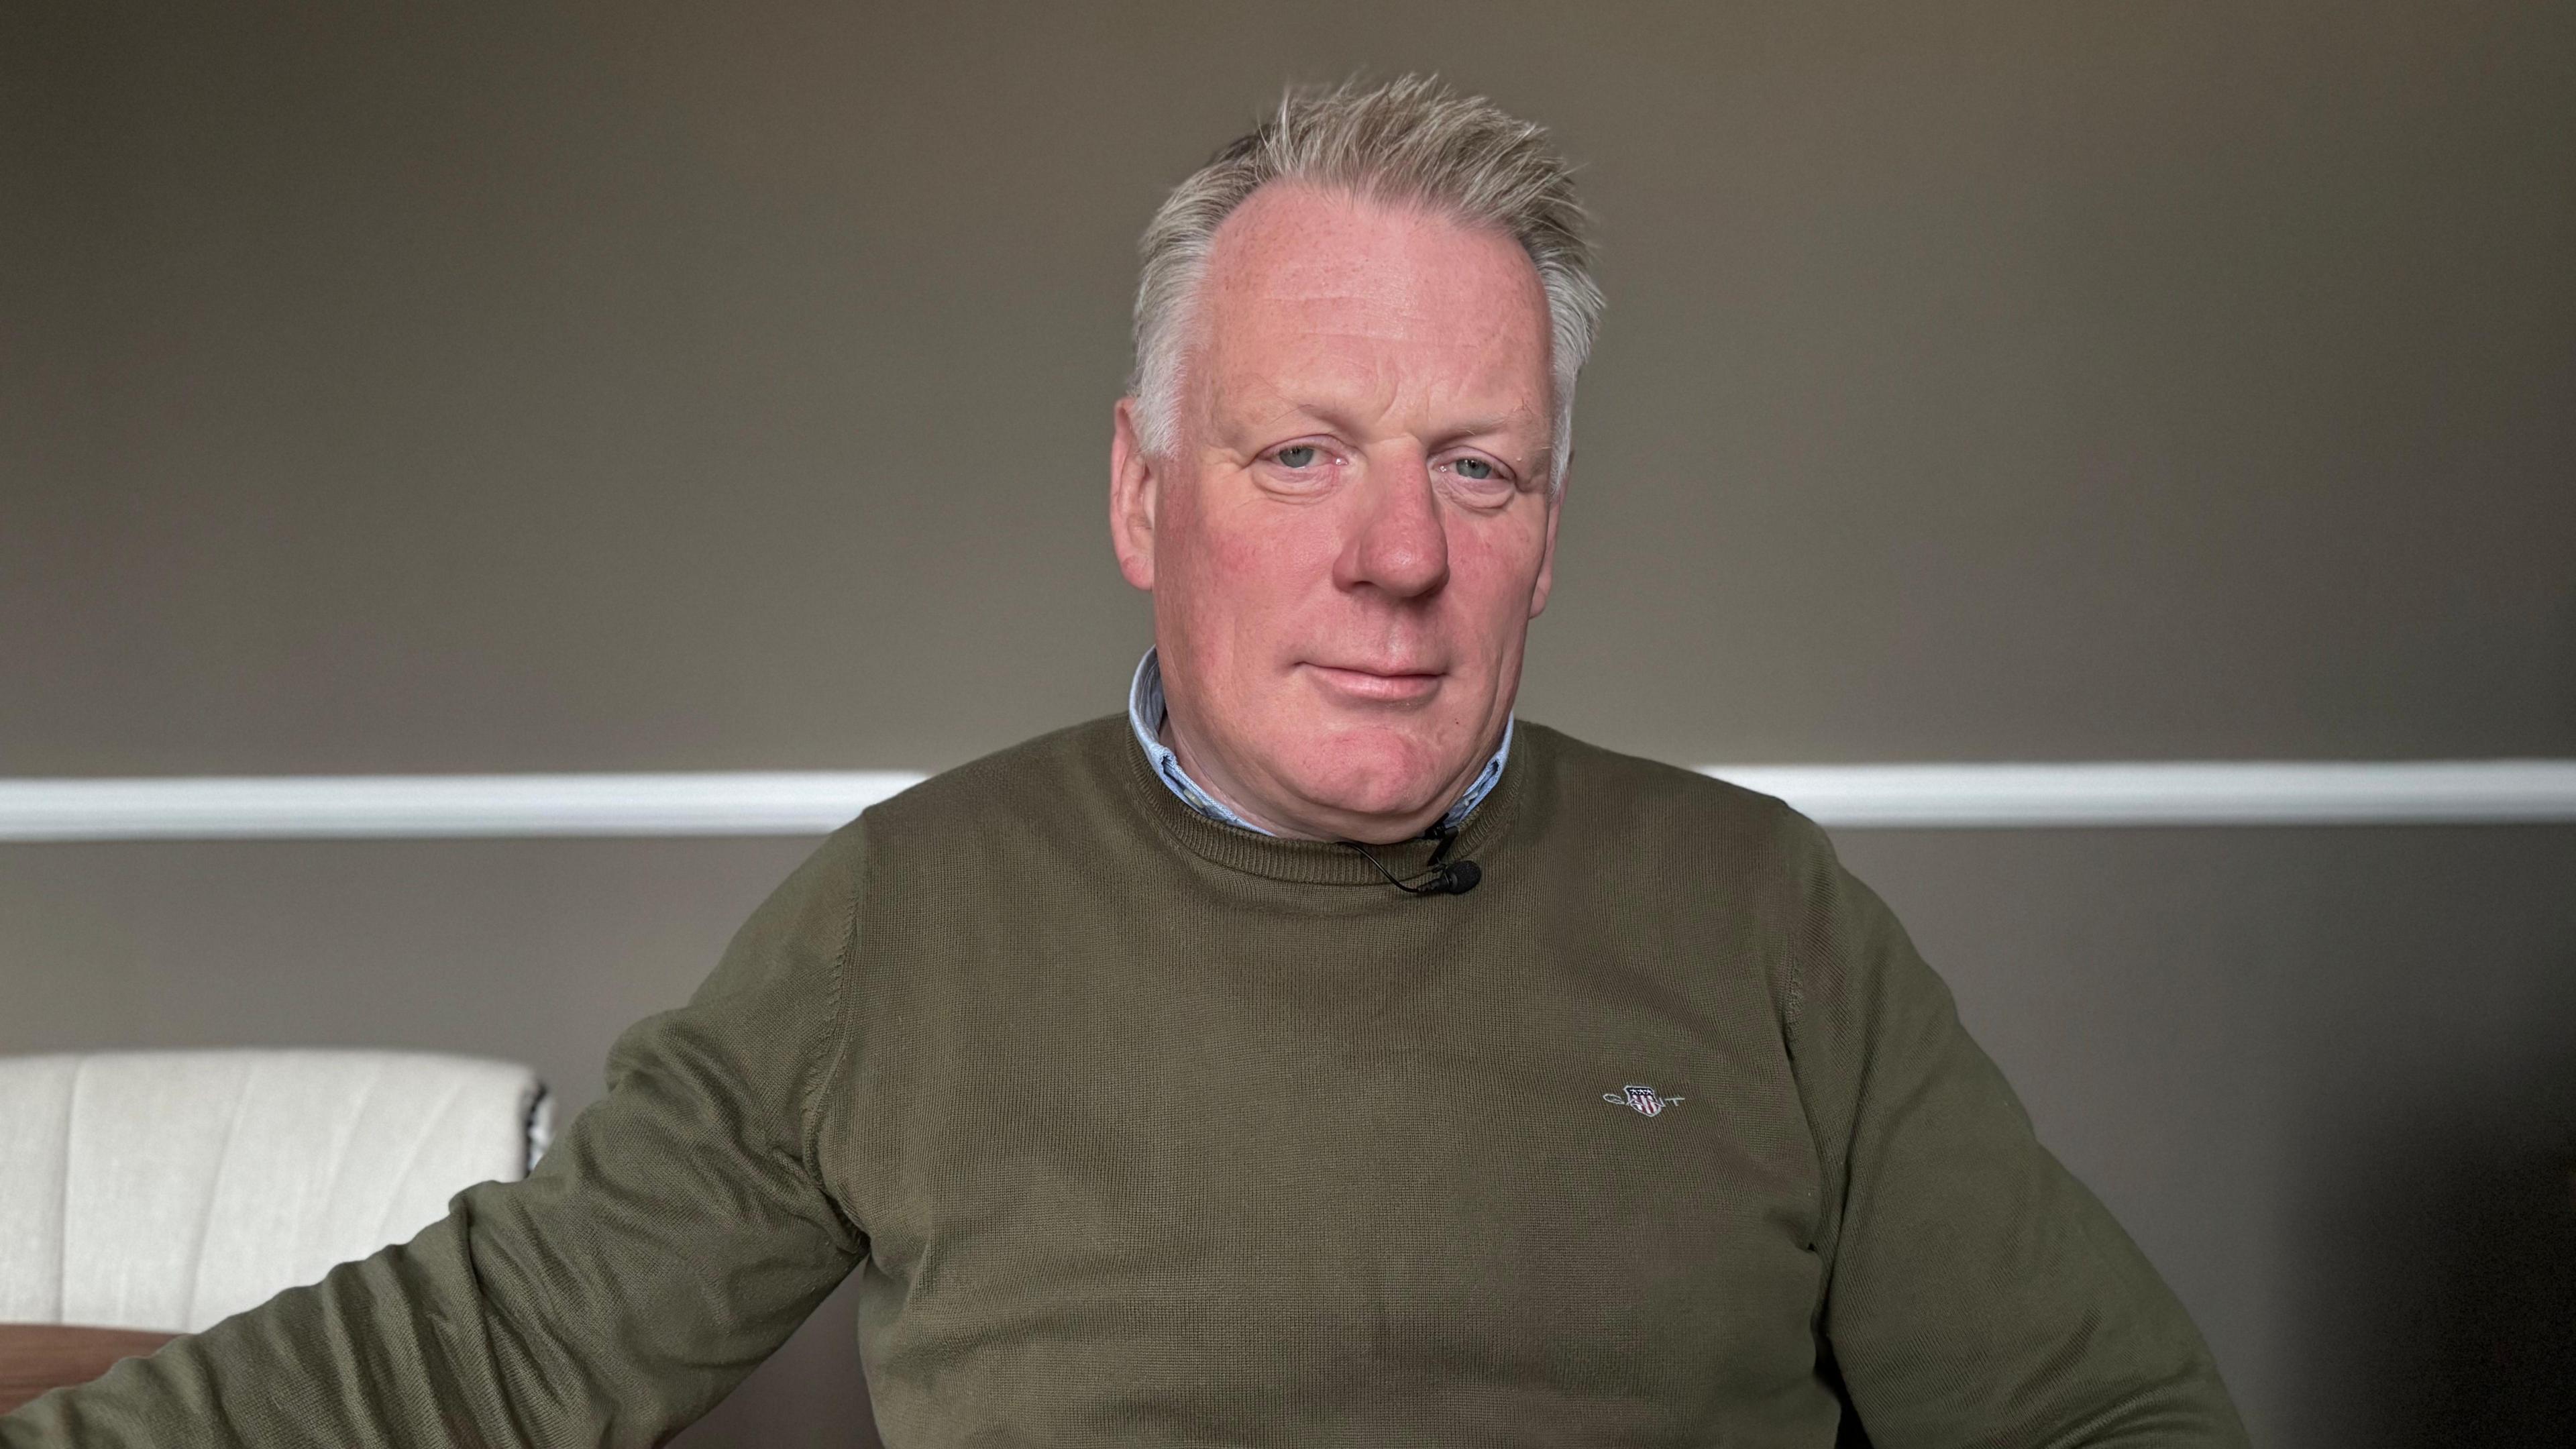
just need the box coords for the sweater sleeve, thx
[1,826,870,1449]
[1778,817,2249,1448]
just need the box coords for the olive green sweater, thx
[4,718,2245,1447]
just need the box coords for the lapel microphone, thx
[1340,823,1481,897]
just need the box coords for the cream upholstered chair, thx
[0,1050,549,1334]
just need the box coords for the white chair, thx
[0,1050,549,1334]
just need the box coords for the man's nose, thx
[1334,449,1450,599]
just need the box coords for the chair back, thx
[0,1050,547,1332]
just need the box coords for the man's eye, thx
[1274,445,1321,468]
[1451,456,1499,482]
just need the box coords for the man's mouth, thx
[1302,663,1444,704]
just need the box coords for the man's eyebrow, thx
[1421,415,1550,471]
[1275,401,1372,438]
[1434,415,1527,441]
[1275,404,1538,443]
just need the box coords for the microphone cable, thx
[1339,822,1482,896]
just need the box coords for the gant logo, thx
[1604,1083,1684,1118]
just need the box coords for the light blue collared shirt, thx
[1127,648,1512,837]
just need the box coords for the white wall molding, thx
[3,761,2573,841]
[1713,761,2576,828]
[0,773,924,842]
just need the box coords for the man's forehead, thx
[1191,183,1554,430]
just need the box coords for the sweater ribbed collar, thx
[1111,706,1528,888]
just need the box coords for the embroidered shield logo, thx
[1605,1083,1684,1117]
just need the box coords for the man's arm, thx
[1778,816,2250,1448]
[1,824,871,1448]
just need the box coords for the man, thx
[5,76,2247,1446]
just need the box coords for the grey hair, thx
[1128,74,1603,491]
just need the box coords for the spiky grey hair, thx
[1128,75,1603,492]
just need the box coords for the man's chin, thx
[1273,741,1466,836]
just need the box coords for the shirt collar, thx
[1127,647,1513,838]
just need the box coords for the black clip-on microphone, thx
[1340,822,1481,897]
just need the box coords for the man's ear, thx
[1110,396,1160,592]
[1528,460,1566,619]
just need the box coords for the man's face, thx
[1110,183,1562,843]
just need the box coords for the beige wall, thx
[6,3,2573,1445]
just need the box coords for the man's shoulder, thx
[843,714,1132,851]
[1516,721,1832,872]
